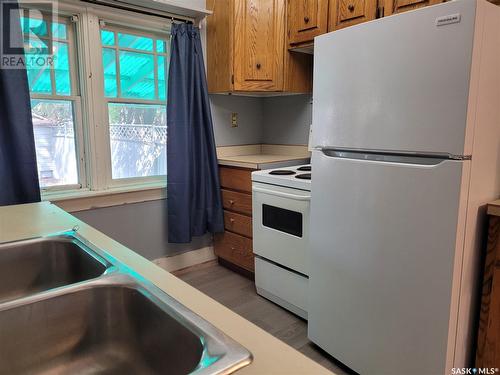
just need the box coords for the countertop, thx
[217,144,311,169]
[0,202,331,375]
[488,199,500,217]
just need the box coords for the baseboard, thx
[152,246,216,272]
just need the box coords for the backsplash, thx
[210,94,312,147]
[262,95,312,145]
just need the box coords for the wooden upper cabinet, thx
[234,0,284,91]
[328,0,378,31]
[288,0,329,45]
[207,0,312,93]
[382,0,443,16]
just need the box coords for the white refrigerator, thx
[308,0,500,374]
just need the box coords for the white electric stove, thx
[251,165,311,319]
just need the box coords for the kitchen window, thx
[21,1,172,201]
[22,13,85,189]
[99,25,168,181]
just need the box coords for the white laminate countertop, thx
[217,144,311,169]
[0,202,332,375]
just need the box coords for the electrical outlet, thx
[231,112,238,128]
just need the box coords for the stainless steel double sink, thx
[0,232,252,374]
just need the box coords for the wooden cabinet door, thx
[382,0,443,16]
[214,232,255,272]
[329,0,378,31]
[234,0,285,91]
[288,0,328,45]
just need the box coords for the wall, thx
[211,94,313,147]
[210,95,264,146]
[73,200,212,260]
[262,94,312,145]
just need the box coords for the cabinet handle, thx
[304,16,309,23]
[256,63,261,69]
[348,4,355,12]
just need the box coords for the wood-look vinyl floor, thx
[175,261,353,374]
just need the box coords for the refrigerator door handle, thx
[320,149,466,166]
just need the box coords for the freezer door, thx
[312,0,476,156]
[308,150,466,375]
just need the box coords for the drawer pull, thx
[229,200,235,205]
[229,218,235,223]
[304,16,310,23]
[348,4,355,12]
[256,63,261,70]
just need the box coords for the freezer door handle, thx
[252,187,311,201]
[320,149,466,166]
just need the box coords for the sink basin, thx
[0,232,252,374]
[0,285,205,374]
[0,235,108,303]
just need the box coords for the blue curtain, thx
[166,23,223,243]
[0,0,40,206]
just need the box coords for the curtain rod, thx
[81,0,194,23]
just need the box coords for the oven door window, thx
[262,204,303,237]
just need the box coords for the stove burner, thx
[295,173,311,180]
[269,170,296,176]
[297,166,311,171]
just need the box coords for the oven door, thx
[252,182,310,275]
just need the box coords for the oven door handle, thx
[252,187,311,201]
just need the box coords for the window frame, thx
[85,4,170,191]
[19,0,174,199]
[21,7,88,192]
[97,22,169,187]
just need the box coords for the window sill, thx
[42,182,167,213]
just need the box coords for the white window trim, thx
[84,3,171,192]
[97,22,169,188]
[20,0,176,205]
[44,182,167,212]
[23,11,88,192]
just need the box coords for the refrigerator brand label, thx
[436,13,461,26]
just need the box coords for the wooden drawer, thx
[214,231,254,272]
[224,210,253,238]
[219,166,253,193]
[222,189,252,216]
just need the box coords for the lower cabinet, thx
[215,165,255,273]
[476,211,500,368]
[214,232,254,272]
